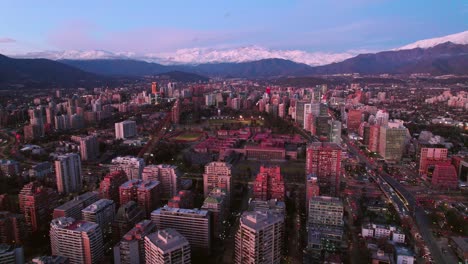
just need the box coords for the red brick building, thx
[306,142,342,196]
[419,147,449,176]
[19,181,58,233]
[99,170,128,205]
[253,166,285,201]
[306,174,320,202]
[431,164,458,189]
[119,179,160,217]
[347,109,363,133]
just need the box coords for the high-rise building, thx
[431,164,458,189]
[0,212,26,245]
[110,156,145,180]
[50,217,104,264]
[142,164,180,199]
[419,147,449,176]
[145,228,191,264]
[305,196,344,261]
[0,244,24,264]
[119,179,160,217]
[201,188,227,238]
[19,182,58,233]
[71,135,99,161]
[306,174,320,202]
[151,82,158,95]
[248,199,286,215]
[113,220,156,264]
[306,143,342,196]
[112,201,145,242]
[98,171,128,205]
[203,162,232,199]
[347,109,362,133]
[378,124,408,162]
[151,206,211,254]
[234,211,284,264]
[82,199,116,234]
[315,116,332,141]
[253,166,285,201]
[171,100,180,124]
[330,120,342,144]
[368,125,380,153]
[308,196,344,227]
[115,120,137,139]
[53,192,99,220]
[55,153,82,194]
[294,100,307,127]
[375,110,389,126]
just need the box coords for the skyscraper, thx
[142,164,180,199]
[0,212,26,245]
[55,153,82,194]
[112,201,145,242]
[115,120,137,139]
[306,174,320,202]
[234,211,284,264]
[71,135,99,161]
[50,217,104,264]
[378,124,408,162]
[171,99,180,124]
[203,162,232,199]
[201,188,227,238]
[110,156,145,180]
[375,110,389,126]
[19,182,58,233]
[145,228,191,264]
[306,143,342,196]
[151,206,211,255]
[98,170,128,205]
[82,199,116,235]
[53,192,99,220]
[253,166,285,201]
[119,179,160,217]
[151,82,158,95]
[347,109,362,133]
[114,220,156,264]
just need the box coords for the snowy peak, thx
[397,30,468,50]
[151,46,359,66]
[16,50,136,61]
[12,46,359,66]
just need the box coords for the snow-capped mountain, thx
[397,30,468,50]
[14,46,360,66]
[147,46,360,66]
[16,50,137,60]
[11,30,468,66]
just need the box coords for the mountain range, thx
[0,31,468,86]
[13,30,468,66]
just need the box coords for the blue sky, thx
[0,0,467,54]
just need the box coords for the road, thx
[345,139,446,264]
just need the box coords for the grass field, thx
[173,132,203,142]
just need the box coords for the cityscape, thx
[0,1,467,264]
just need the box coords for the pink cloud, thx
[0,37,16,43]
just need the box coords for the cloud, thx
[46,21,254,54]
[0,38,15,43]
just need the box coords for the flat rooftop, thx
[152,206,209,218]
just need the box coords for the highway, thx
[345,139,446,264]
